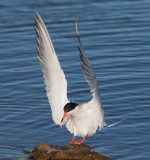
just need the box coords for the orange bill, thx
[61,113,69,123]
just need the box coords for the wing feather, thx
[76,20,107,128]
[35,12,69,125]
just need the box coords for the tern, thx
[35,13,136,145]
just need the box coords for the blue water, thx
[0,0,150,159]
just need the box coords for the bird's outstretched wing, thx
[76,21,106,128]
[35,12,69,125]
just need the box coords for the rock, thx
[30,142,111,160]
[23,149,31,154]
[31,142,52,160]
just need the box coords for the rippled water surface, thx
[0,0,150,159]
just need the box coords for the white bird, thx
[35,12,107,145]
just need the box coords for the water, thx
[0,0,150,159]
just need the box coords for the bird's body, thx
[35,12,107,144]
[66,101,104,138]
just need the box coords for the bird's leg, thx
[74,136,85,145]
[69,136,75,144]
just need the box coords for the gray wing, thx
[35,12,69,125]
[76,21,107,129]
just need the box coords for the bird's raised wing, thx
[76,21,106,128]
[35,12,69,125]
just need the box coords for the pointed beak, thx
[61,113,69,123]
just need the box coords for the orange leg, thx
[74,136,86,145]
[69,136,75,144]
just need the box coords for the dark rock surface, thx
[29,142,112,160]
[30,142,52,160]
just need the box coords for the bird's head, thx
[61,102,78,123]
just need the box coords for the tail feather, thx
[99,110,139,130]
[99,120,107,130]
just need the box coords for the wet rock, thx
[31,142,52,160]
[23,149,31,154]
[30,142,111,160]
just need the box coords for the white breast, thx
[65,102,101,138]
